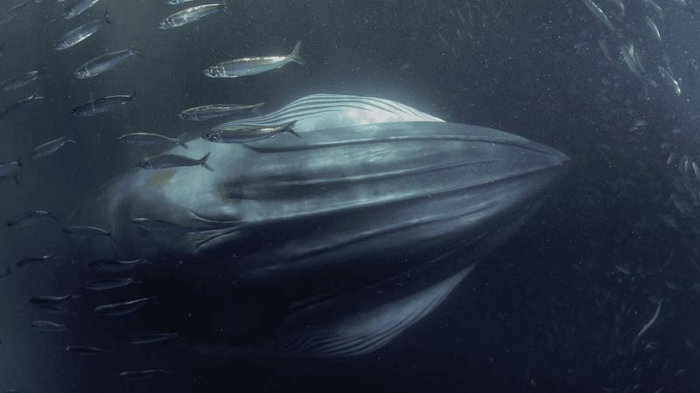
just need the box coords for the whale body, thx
[73,94,569,357]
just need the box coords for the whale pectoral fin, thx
[270,263,476,357]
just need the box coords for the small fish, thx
[0,0,32,25]
[178,102,264,121]
[158,3,226,29]
[118,369,168,379]
[203,121,300,143]
[75,48,141,79]
[62,225,116,242]
[29,293,79,305]
[32,136,76,159]
[65,345,109,355]
[645,16,662,42]
[0,94,44,120]
[658,67,681,96]
[16,254,58,267]
[64,0,103,19]
[7,210,57,228]
[88,257,152,272]
[71,91,136,116]
[118,133,188,149]
[0,266,13,278]
[0,65,44,91]
[84,277,142,291]
[166,0,194,4]
[136,152,212,171]
[126,332,179,345]
[34,304,72,314]
[55,9,112,50]
[0,158,21,185]
[31,320,67,332]
[94,296,157,317]
[581,0,615,32]
[203,41,304,78]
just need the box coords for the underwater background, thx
[0,0,699,392]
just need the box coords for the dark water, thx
[1,0,699,392]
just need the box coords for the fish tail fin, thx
[290,41,305,65]
[103,8,113,25]
[177,133,189,149]
[140,256,154,266]
[200,152,213,171]
[130,47,144,57]
[66,135,77,144]
[285,121,302,139]
[251,102,265,115]
[129,90,137,101]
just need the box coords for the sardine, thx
[0,94,44,120]
[29,293,79,305]
[658,66,681,96]
[7,210,57,228]
[0,65,44,91]
[166,0,194,4]
[32,136,76,159]
[71,91,136,116]
[88,257,152,272]
[0,158,21,185]
[55,9,112,50]
[118,133,188,149]
[75,48,140,79]
[65,345,109,355]
[0,0,32,25]
[94,296,157,317]
[118,369,168,379]
[16,254,59,267]
[64,0,103,19]
[203,121,299,143]
[84,277,141,291]
[31,320,67,332]
[136,152,212,170]
[581,0,615,32]
[62,225,116,242]
[203,41,304,78]
[126,332,179,345]
[159,3,225,29]
[644,16,662,42]
[178,102,264,121]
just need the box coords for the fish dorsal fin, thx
[270,263,475,357]
[214,94,443,134]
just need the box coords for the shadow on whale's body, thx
[73,94,569,357]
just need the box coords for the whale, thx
[71,94,569,357]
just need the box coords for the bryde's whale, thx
[72,94,569,357]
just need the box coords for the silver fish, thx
[7,210,57,228]
[84,277,142,291]
[32,136,76,159]
[158,3,225,29]
[581,0,615,32]
[136,152,212,170]
[0,0,32,25]
[645,16,662,42]
[75,48,140,79]
[94,296,157,317]
[88,257,152,272]
[126,333,179,345]
[0,158,21,185]
[166,0,194,4]
[62,225,116,242]
[34,304,72,314]
[118,369,168,379]
[30,293,79,305]
[178,102,264,121]
[71,91,136,116]
[0,65,44,91]
[658,66,681,96]
[16,254,58,267]
[203,41,304,78]
[65,345,109,355]
[31,320,67,332]
[63,0,103,19]
[0,94,44,120]
[203,121,299,143]
[55,9,112,50]
[118,133,188,149]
